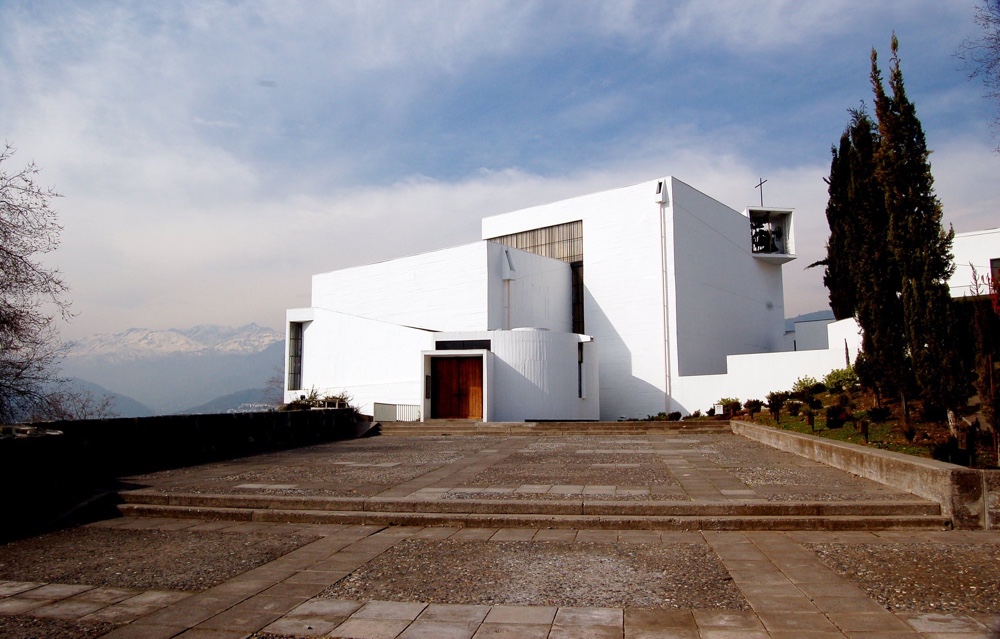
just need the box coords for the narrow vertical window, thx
[287,322,303,390]
[577,342,585,399]
[571,261,584,334]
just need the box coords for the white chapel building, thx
[284,176,868,421]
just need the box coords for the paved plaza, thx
[1,430,998,638]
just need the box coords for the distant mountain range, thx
[61,324,284,416]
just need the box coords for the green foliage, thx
[871,36,971,413]
[716,397,741,415]
[815,36,972,417]
[766,391,790,421]
[744,399,763,417]
[814,117,860,319]
[792,375,819,396]
[825,404,850,429]
[866,405,891,423]
[281,389,359,419]
[970,269,1000,443]
[787,401,802,417]
[823,368,859,393]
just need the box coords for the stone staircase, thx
[117,490,949,531]
[114,421,955,531]
[377,420,734,436]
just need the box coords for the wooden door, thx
[431,357,483,419]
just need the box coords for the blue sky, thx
[2,1,998,340]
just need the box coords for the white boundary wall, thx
[671,318,862,414]
[949,228,1000,297]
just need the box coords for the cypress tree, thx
[871,36,970,414]
[815,129,858,320]
[843,108,909,407]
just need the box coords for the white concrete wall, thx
[483,180,669,420]
[482,176,789,420]
[430,329,599,422]
[284,308,434,416]
[486,244,573,332]
[671,318,862,414]
[311,242,489,332]
[949,228,1000,298]
[669,179,788,377]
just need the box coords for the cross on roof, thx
[755,178,767,207]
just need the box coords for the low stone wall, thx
[732,420,998,530]
[0,409,362,540]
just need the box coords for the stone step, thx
[378,420,733,435]
[116,502,951,531]
[118,490,942,518]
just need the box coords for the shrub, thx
[787,401,802,417]
[745,399,763,417]
[867,405,891,423]
[706,406,716,417]
[802,406,816,429]
[825,404,849,429]
[791,375,826,402]
[685,409,702,419]
[766,391,790,421]
[667,411,682,421]
[792,375,819,396]
[823,367,859,393]
[717,397,741,415]
[281,389,360,420]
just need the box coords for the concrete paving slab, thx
[483,605,557,625]
[757,611,842,633]
[328,617,412,638]
[100,622,191,638]
[529,528,575,541]
[0,580,43,597]
[28,597,111,619]
[898,612,989,633]
[826,611,915,633]
[418,603,491,623]
[0,596,52,614]
[262,614,344,636]
[398,619,480,639]
[352,599,428,620]
[472,622,552,638]
[553,606,624,627]
[692,610,767,631]
[196,605,283,632]
[16,582,94,599]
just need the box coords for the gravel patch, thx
[206,460,453,487]
[808,542,1000,614]
[760,492,909,502]
[0,527,317,592]
[323,539,748,610]
[0,616,116,639]
[462,462,680,487]
[442,491,689,501]
[156,485,387,497]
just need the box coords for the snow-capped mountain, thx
[66,323,282,361]
[61,324,284,414]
